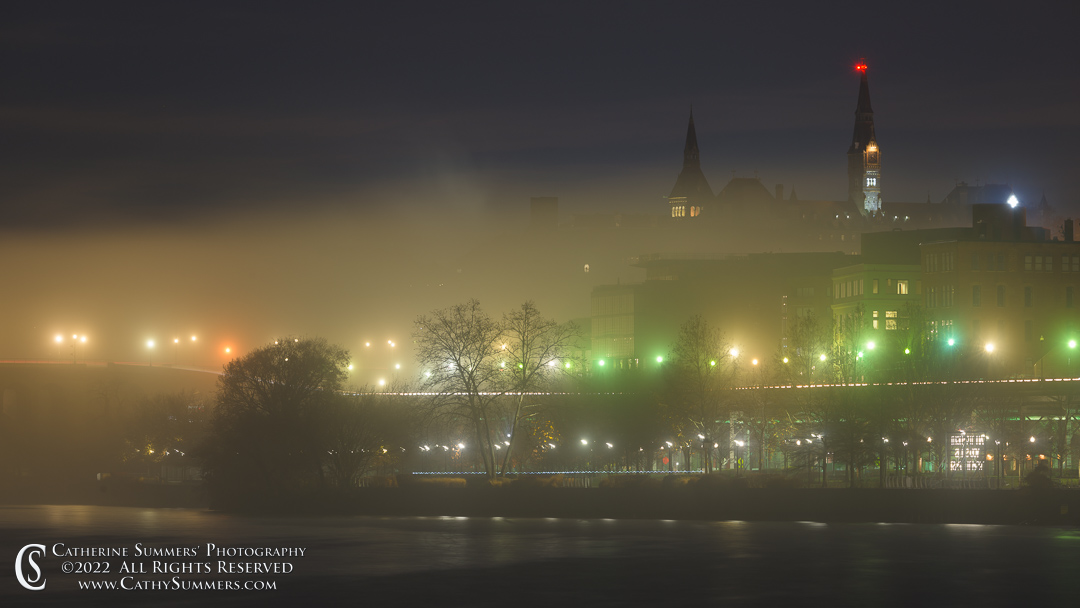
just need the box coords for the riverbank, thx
[2,477,207,509]
[286,485,1080,525]
[6,478,1078,525]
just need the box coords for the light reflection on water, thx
[2,505,1079,606]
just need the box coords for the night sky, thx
[1,2,1077,370]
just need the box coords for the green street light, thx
[904,348,911,355]
[656,356,663,363]
[819,354,827,362]
[1069,339,1077,349]
[947,338,956,346]
[867,341,876,350]
[598,360,605,367]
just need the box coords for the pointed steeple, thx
[667,110,713,207]
[683,107,701,169]
[847,60,882,214]
[848,61,876,154]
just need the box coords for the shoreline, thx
[5,480,1078,525]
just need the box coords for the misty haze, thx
[3,3,1080,606]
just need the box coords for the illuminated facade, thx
[920,206,1080,377]
[590,253,851,370]
[848,62,882,215]
[830,262,923,347]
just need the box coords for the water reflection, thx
[1,506,1077,606]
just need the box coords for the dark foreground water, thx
[2,505,1078,607]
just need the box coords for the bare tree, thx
[665,315,730,473]
[414,300,507,479]
[415,300,579,478]
[498,302,580,475]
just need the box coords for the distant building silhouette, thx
[666,110,713,219]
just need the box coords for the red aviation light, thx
[855,63,868,73]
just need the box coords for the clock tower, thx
[847,61,881,215]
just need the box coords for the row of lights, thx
[619,336,1078,370]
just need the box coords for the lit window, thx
[897,280,909,295]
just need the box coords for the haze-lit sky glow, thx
[2,2,1076,376]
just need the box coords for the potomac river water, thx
[2,505,1078,606]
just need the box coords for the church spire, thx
[667,109,713,219]
[683,108,701,169]
[847,60,881,215]
[848,61,876,154]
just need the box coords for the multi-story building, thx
[590,252,855,371]
[831,262,923,350]
[921,204,1079,377]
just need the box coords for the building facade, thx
[831,262,923,351]
[920,205,1078,377]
